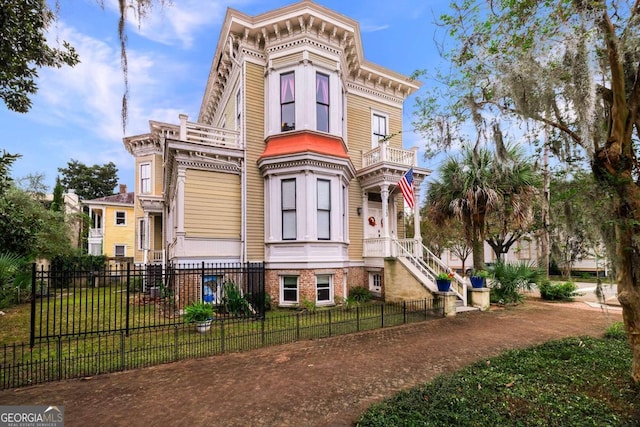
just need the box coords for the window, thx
[115,211,126,226]
[281,276,298,304]
[316,73,329,132]
[138,218,147,250]
[518,240,532,260]
[140,163,151,194]
[89,243,102,256]
[372,113,388,147]
[316,275,332,304]
[317,179,330,240]
[280,72,295,131]
[282,179,296,240]
[114,245,126,257]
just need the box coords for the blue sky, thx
[1,0,449,193]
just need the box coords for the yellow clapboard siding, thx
[345,92,404,259]
[245,62,265,260]
[184,169,241,238]
[103,206,135,258]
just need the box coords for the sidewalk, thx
[0,300,622,427]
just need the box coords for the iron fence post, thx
[221,320,225,354]
[120,331,125,370]
[174,326,179,361]
[261,319,265,347]
[328,311,332,337]
[57,336,62,381]
[356,306,360,332]
[126,264,131,336]
[381,304,384,328]
[30,263,36,348]
[403,301,407,324]
[296,313,300,341]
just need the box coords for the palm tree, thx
[426,145,539,270]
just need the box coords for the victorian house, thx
[124,1,468,307]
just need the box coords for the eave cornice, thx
[199,0,421,122]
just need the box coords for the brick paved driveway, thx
[0,300,622,426]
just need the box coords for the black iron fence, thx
[1,298,443,389]
[30,262,266,345]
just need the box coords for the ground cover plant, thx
[357,334,639,426]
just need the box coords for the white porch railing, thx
[151,250,165,264]
[179,114,241,149]
[363,238,387,257]
[89,228,103,238]
[362,142,417,168]
[391,239,467,306]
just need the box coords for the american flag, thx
[398,168,415,209]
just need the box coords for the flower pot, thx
[436,279,451,292]
[470,276,485,288]
[195,319,212,333]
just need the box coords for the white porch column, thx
[176,169,186,234]
[176,168,186,256]
[413,180,422,258]
[381,184,390,257]
[143,212,150,264]
[362,191,368,257]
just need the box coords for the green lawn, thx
[357,327,639,426]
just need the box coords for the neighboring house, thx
[43,190,83,248]
[442,238,609,276]
[84,184,135,264]
[123,1,468,307]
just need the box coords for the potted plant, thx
[435,272,454,292]
[184,301,214,333]
[470,269,489,288]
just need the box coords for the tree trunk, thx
[595,145,640,382]
[613,201,640,383]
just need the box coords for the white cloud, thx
[359,22,390,33]
[102,0,243,48]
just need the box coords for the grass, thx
[1,296,439,389]
[357,334,640,426]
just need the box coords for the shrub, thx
[604,322,627,340]
[221,281,252,316]
[489,260,541,304]
[538,280,579,301]
[349,286,373,303]
[0,252,31,308]
[301,298,316,312]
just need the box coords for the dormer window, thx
[281,72,295,132]
[316,72,329,132]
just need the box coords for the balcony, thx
[179,114,241,149]
[89,228,104,238]
[357,142,420,191]
[362,143,417,169]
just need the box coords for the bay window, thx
[280,72,295,131]
[316,72,329,132]
[282,179,296,240]
[317,179,330,240]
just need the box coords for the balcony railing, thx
[89,228,103,238]
[179,114,241,149]
[151,250,165,264]
[362,142,417,168]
